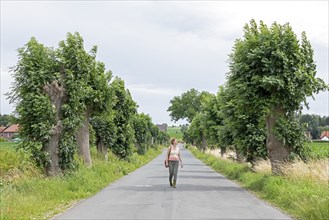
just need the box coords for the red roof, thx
[320,131,329,139]
[0,127,5,132]
[1,124,19,133]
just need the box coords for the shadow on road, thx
[110,184,242,192]
[147,175,227,180]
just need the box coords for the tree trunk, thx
[234,146,243,163]
[266,107,291,175]
[77,108,92,166]
[201,132,207,153]
[220,146,226,158]
[43,76,66,176]
[96,138,108,161]
[43,123,62,176]
[135,142,142,154]
[235,147,243,163]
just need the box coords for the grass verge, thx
[190,147,329,220]
[0,146,162,219]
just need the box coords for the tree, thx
[228,20,328,174]
[205,83,267,164]
[9,37,67,175]
[9,33,113,175]
[157,131,170,145]
[202,92,229,156]
[167,89,210,122]
[131,113,153,154]
[299,114,320,139]
[0,114,17,126]
[109,77,137,159]
[90,113,116,160]
[58,32,112,166]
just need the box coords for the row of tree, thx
[299,114,329,139]
[9,32,169,176]
[0,114,16,127]
[168,20,328,174]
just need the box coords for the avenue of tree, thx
[168,20,328,174]
[8,32,169,176]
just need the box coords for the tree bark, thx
[201,132,207,153]
[76,108,92,166]
[235,147,243,163]
[43,123,62,176]
[96,138,108,161]
[43,75,66,176]
[220,146,226,158]
[266,107,291,175]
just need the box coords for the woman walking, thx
[165,138,183,188]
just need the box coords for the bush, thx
[0,137,8,142]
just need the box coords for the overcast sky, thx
[1,1,328,125]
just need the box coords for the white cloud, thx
[127,84,183,96]
[1,1,328,121]
[0,70,15,114]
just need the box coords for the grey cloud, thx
[1,1,328,122]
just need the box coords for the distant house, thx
[320,131,329,141]
[156,123,168,132]
[0,124,19,141]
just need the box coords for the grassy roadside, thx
[190,147,329,220]
[0,145,162,220]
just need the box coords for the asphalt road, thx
[54,144,291,220]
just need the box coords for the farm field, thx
[306,141,329,158]
[167,126,183,140]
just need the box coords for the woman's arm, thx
[178,151,183,168]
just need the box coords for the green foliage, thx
[90,115,117,149]
[131,113,153,154]
[274,115,310,160]
[8,37,58,168]
[109,78,137,159]
[0,137,8,142]
[218,85,267,162]
[58,32,111,167]
[8,32,114,172]
[186,113,206,147]
[191,148,329,220]
[226,19,328,161]
[299,114,329,139]
[167,89,211,122]
[157,131,170,145]
[130,113,167,154]
[0,143,42,179]
[0,114,17,127]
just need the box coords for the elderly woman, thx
[165,138,183,188]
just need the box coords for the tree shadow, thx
[110,184,242,192]
[148,175,226,180]
[180,170,215,173]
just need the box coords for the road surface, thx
[54,144,291,219]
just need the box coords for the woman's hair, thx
[170,138,176,145]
